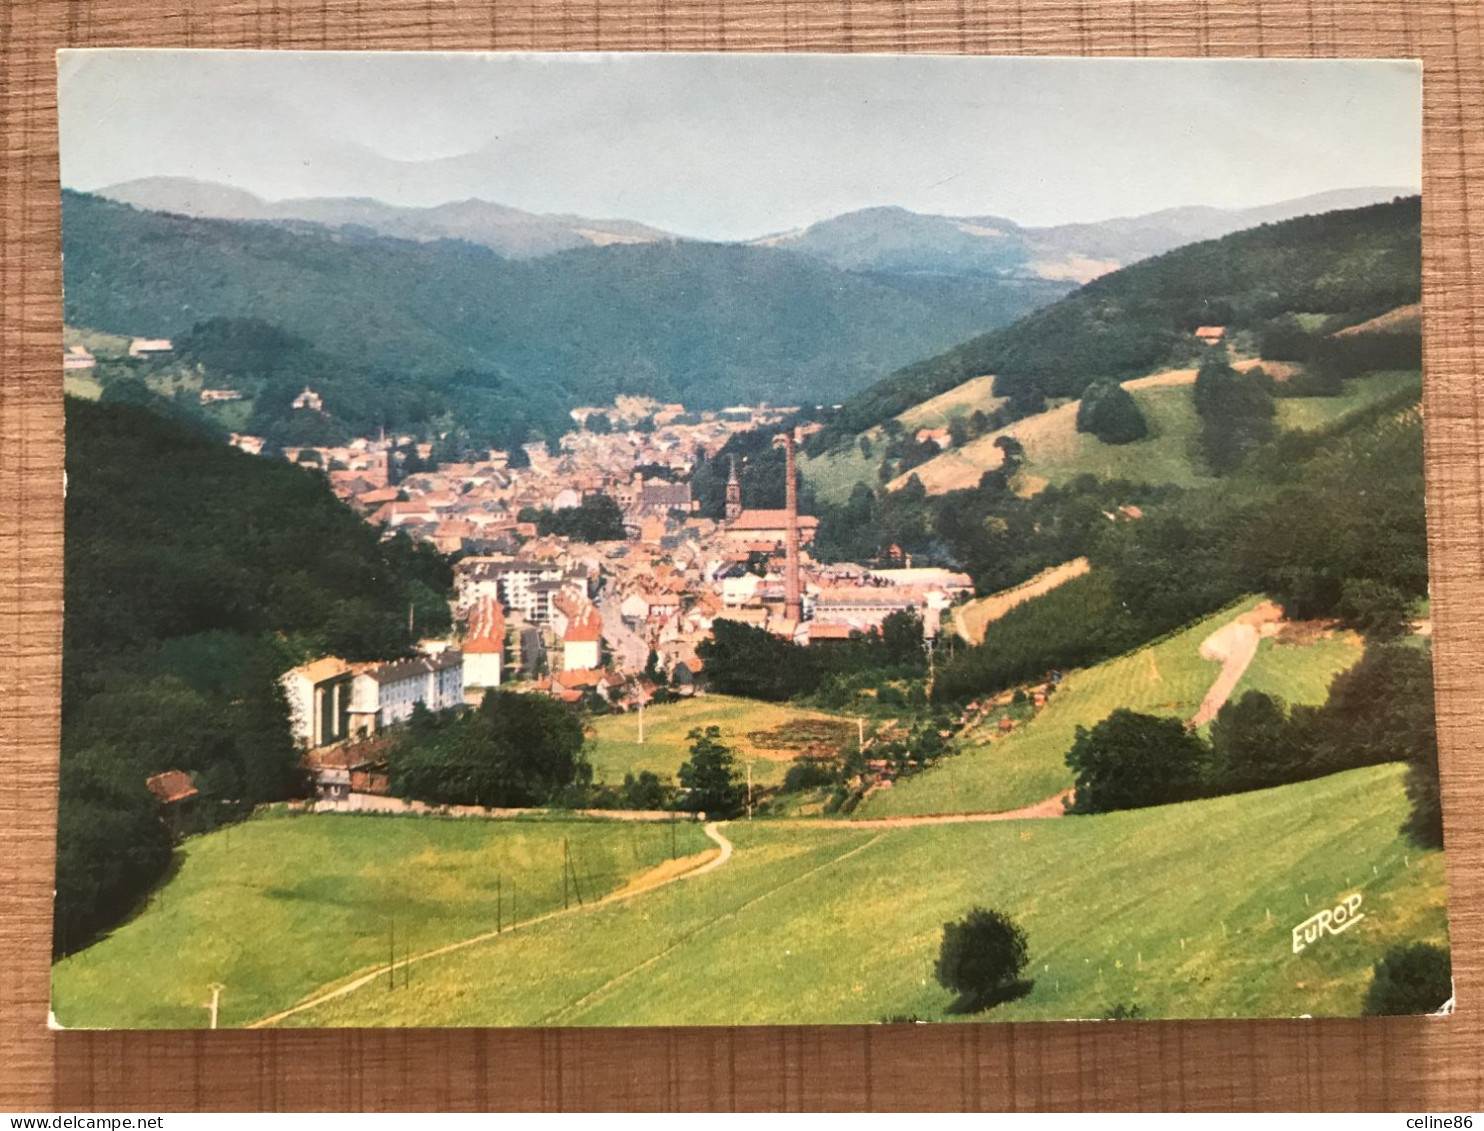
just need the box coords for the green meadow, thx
[51,812,711,1030]
[280,765,1445,1027]
[586,694,851,789]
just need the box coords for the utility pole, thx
[205,983,224,1030]
[637,695,646,745]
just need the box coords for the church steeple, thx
[724,456,742,522]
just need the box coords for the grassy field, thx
[801,439,884,506]
[1231,629,1362,708]
[278,764,1447,1026]
[51,813,712,1029]
[862,597,1366,820]
[587,694,854,789]
[886,367,1420,499]
[1274,371,1421,432]
[63,373,104,400]
[898,374,1004,430]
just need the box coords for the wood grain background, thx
[2,0,1481,1112]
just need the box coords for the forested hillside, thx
[812,197,1421,449]
[59,397,453,954]
[62,191,1067,445]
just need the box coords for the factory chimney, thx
[782,428,802,622]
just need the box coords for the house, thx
[229,433,265,456]
[1194,325,1226,346]
[915,427,953,449]
[561,602,604,671]
[62,345,96,371]
[128,337,173,358]
[291,387,324,411]
[552,487,583,511]
[145,770,198,837]
[462,596,506,696]
[281,657,356,749]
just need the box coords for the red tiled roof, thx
[727,509,821,531]
[145,770,197,805]
[562,603,603,643]
[464,596,507,654]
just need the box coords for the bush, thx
[1207,691,1313,794]
[1338,578,1413,641]
[387,690,589,808]
[1362,943,1452,1016]
[1076,380,1149,445]
[934,907,1030,1011]
[782,757,838,793]
[1065,709,1209,814]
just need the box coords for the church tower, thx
[725,456,742,522]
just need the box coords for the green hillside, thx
[58,397,453,955]
[858,596,1365,819]
[267,765,1445,1026]
[870,368,1421,500]
[811,196,1420,451]
[61,191,1064,441]
[51,813,712,1029]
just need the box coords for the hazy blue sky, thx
[58,51,1420,240]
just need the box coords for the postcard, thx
[52,50,1447,1028]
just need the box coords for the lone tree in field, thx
[1076,380,1148,445]
[934,907,1030,1011]
[1363,942,1452,1016]
[676,726,745,819]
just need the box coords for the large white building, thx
[348,652,465,734]
[280,657,355,749]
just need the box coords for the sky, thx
[57,51,1421,241]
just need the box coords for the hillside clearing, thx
[898,374,1004,430]
[955,558,1091,644]
[280,765,1445,1026]
[587,694,853,788]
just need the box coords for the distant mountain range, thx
[93,176,681,261]
[94,177,1413,283]
[750,187,1417,283]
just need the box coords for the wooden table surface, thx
[2,0,1480,1112]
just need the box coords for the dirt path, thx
[800,789,1074,828]
[1189,601,1284,727]
[537,833,887,1025]
[245,822,733,1029]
